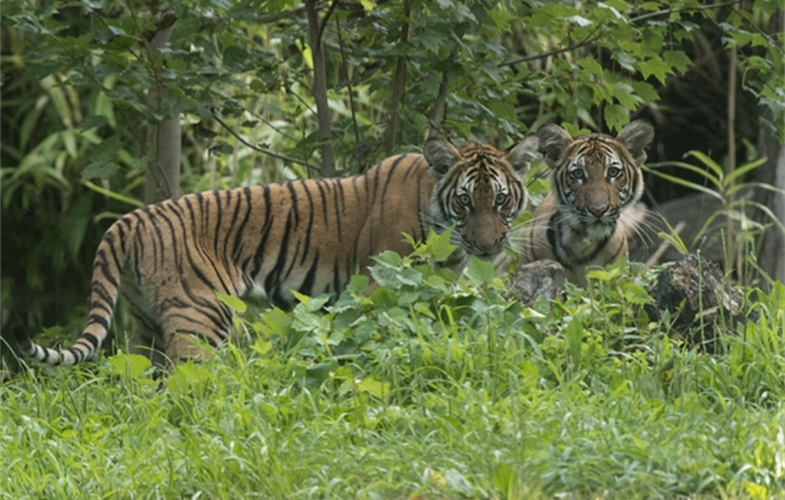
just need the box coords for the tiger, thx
[520,120,654,285]
[18,135,540,368]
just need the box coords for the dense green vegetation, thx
[2,1,784,498]
[3,238,785,498]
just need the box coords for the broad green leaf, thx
[464,257,495,286]
[358,375,390,399]
[636,56,672,84]
[604,104,629,132]
[372,251,402,268]
[663,50,692,74]
[215,291,247,312]
[106,353,152,379]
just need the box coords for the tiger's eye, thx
[494,193,508,205]
[570,169,585,181]
[607,166,622,178]
[458,193,472,205]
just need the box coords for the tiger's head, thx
[423,136,539,262]
[538,120,654,239]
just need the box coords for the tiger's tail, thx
[17,217,133,366]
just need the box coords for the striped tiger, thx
[521,120,654,285]
[18,136,539,367]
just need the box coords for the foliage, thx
[3,237,785,499]
[646,151,785,285]
[2,0,783,332]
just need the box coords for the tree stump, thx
[508,259,565,307]
[648,254,751,351]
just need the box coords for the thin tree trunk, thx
[427,63,452,139]
[385,0,410,154]
[144,22,181,203]
[306,0,336,176]
[753,10,785,289]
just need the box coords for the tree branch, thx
[501,0,745,67]
[335,12,365,169]
[427,59,452,139]
[212,113,321,174]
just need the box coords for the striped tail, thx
[18,217,131,366]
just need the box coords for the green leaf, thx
[81,161,120,181]
[663,50,692,74]
[346,274,370,294]
[631,81,659,102]
[215,291,247,312]
[372,251,402,268]
[464,257,495,286]
[612,82,638,109]
[636,56,672,84]
[604,104,629,132]
[357,375,390,399]
[106,353,152,379]
[79,115,107,132]
[566,316,582,369]
[251,338,273,356]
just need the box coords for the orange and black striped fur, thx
[522,120,654,285]
[20,136,539,367]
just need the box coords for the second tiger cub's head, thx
[423,135,539,260]
[537,120,654,229]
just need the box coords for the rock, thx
[508,259,565,306]
[648,254,752,351]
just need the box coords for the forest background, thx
[2,1,785,499]
[2,0,783,337]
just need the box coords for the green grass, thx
[3,251,785,499]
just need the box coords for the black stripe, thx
[213,190,224,255]
[249,186,274,279]
[286,182,300,227]
[81,333,100,349]
[298,250,320,297]
[300,181,316,265]
[231,187,254,261]
[380,154,408,225]
[332,259,341,296]
[315,179,329,227]
[86,313,109,330]
[333,179,343,236]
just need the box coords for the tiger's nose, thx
[588,204,609,217]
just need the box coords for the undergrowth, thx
[2,233,784,499]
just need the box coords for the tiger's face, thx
[423,137,539,261]
[538,120,654,239]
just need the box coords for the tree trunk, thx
[752,10,785,289]
[144,24,181,204]
[385,0,410,154]
[306,0,336,177]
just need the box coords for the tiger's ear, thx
[505,134,539,175]
[536,124,572,169]
[617,120,654,166]
[423,138,461,176]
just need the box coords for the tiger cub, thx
[19,136,539,367]
[521,120,654,285]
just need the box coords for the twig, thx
[212,113,322,174]
[501,0,745,67]
[644,221,686,270]
[335,12,364,167]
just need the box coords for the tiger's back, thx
[522,120,654,285]
[20,136,539,367]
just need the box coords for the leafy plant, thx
[645,151,785,285]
